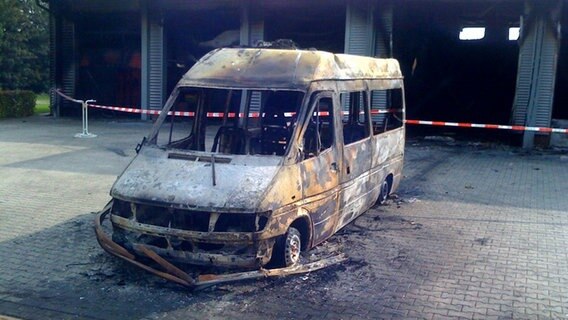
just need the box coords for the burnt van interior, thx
[155,88,304,156]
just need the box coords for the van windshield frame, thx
[147,86,306,157]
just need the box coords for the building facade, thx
[47,0,566,148]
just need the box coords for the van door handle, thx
[330,162,338,172]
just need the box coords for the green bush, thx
[0,90,36,118]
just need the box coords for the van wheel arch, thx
[290,216,312,251]
[269,216,312,267]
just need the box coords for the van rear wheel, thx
[377,179,390,205]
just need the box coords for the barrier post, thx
[75,99,97,138]
[53,89,98,138]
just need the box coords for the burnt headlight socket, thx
[111,199,133,219]
[255,211,271,231]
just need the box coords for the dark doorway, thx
[394,1,523,140]
[553,4,568,120]
[75,13,141,110]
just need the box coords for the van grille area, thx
[111,199,268,233]
[110,199,269,263]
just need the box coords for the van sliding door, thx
[336,90,373,231]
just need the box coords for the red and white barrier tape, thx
[405,119,568,134]
[88,104,568,134]
[55,90,568,134]
[87,104,397,118]
[89,104,168,116]
[89,104,260,117]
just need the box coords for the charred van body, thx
[95,48,405,287]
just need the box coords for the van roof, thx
[178,48,403,90]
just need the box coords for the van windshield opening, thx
[152,87,304,156]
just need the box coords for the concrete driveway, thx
[1,115,567,319]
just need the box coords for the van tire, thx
[377,179,390,205]
[283,227,302,267]
[271,227,302,267]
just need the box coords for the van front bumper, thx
[94,204,347,289]
[96,201,274,268]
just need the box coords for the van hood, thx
[110,146,281,211]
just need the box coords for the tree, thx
[0,0,49,92]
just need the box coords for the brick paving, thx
[1,115,567,319]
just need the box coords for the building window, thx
[509,27,520,41]
[459,27,485,40]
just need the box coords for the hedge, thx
[0,90,36,118]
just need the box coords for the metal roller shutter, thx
[344,2,373,114]
[511,2,561,147]
[345,2,372,56]
[61,19,76,113]
[372,3,393,125]
[511,17,538,126]
[248,19,264,114]
[148,22,165,110]
[533,23,559,128]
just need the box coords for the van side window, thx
[340,91,370,144]
[302,97,334,159]
[371,88,404,135]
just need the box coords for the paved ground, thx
[1,115,568,319]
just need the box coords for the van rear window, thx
[371,88,404,135]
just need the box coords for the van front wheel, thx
[283,227,301,267]
[267,227,302,268]
[271,227,302,267]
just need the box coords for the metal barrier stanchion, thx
[75,99,97,138]
[53,89,97,138]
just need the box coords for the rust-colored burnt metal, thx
[96,206,347,289]
[94,47,404,287]
[179,48,403,90]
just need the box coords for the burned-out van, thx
[95,48,405,287]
